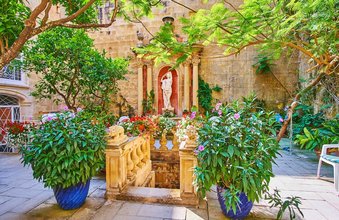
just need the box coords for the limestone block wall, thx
[200,46,299,109]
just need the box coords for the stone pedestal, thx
[162,107,174,114]
[179,132,199,205]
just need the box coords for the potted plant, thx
[194,95,280,219]
[20,110,106,210]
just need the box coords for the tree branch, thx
[41,0,52,26]
[32,0,119,34]
[285,42,322,65]
[0,0,49,69]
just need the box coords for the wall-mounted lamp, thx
[162,16,174,25]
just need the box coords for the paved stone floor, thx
[0,139,338,220]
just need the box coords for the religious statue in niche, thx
[161,72,173,111]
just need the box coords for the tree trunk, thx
[276,72,325,142]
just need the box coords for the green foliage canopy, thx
[24,27,128,113]
[0,0,162,68]
[138,0,338,74]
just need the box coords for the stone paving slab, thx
[0,140,338,219]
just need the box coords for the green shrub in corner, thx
[194,95,280,212]
[20,110,106,188]
[294,115,339,151]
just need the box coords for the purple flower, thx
[63,106,69,111]
[234,113,240,120]
[218,110,222,116]
[279,118,284,123]
[190,112,196,119]
[77,107,82,112]
[198,145,205,151]
[47,116,52,121]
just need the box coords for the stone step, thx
[116,187,198,206]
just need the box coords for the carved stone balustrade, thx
[106,126,154,199]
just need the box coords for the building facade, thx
[0,0,299,125]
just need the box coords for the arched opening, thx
[0,94,20,127]
[158,66,178,114]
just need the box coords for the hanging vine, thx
[198,77,222,113]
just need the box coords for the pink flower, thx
[190,112,196,119]
[279,118,284,123]
[234,113,240,120]
[198,145,205,151]
[218,110,222,116]
[63,106,69,111]
[215,102,222,111]
[47,116,52,121]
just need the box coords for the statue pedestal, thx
[162,107,174,114]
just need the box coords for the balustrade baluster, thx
[136,141,145,167]
[127,150,134,178]
[159,131,168,151]
[131,144,140,173]
[172,128,179,151]
[141,140,148,163]
[150,133,156,150]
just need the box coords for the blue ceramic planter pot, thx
[53,179,90,210]
[216,186,253,220]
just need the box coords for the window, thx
[0,94,21,152]
[0,95,20,127]
[0,57,23,81]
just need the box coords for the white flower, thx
[118,116,130,123]
[41,113,57,123]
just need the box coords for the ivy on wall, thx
[198,77,222,113]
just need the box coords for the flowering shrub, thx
[194,95,280,213]
[153,116,176,137]
[5,121,35,150]
[20,110,106,188]
[118,116,158,137]
[176,111,204,143]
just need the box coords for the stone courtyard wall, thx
[89,0,299,113]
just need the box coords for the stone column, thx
[137,60,143,115]
[192,57,200,109]
[146,61,153,95]
[183,61,190,111]
[179,128,198,205]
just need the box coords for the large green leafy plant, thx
[194,95,280,212]
[20,111,106,188]
[295,116,339,151]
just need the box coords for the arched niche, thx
[158,66,178,115]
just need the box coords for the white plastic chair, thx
[317,144,339,192]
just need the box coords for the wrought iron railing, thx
[0,64,22,81]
